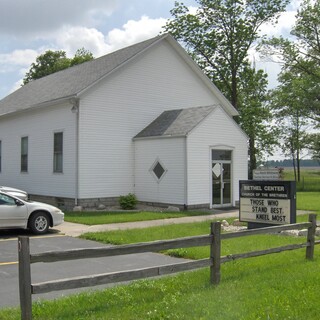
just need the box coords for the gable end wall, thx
[78,39,221,199]
[187,106,248,206]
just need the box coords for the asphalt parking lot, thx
[0,229,187,308]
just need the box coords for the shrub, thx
[119,193,137,210]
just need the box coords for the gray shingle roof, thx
[134,105,216,139]
[0,34,166,117]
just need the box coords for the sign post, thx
[239,180,296,229]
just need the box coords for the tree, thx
[23,50,69,84]
[163,0,289,109]
[70,48,94,67]
[238,66,276,178]
[306,133,320,160]
[163,0,288,173]
[23,48,94,84]
[263,0,320,160]
[270,69,311,181]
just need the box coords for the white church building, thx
[0,34,248,209]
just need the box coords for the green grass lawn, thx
[1,231,319,319]
[81,215,317,258]
[297,192,320,212]
[64,210,216,225]
[64,190,319,226]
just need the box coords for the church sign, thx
[239,180,296,228]
[253,168,281,181]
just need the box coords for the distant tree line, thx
[265,159,320,168]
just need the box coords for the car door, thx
[0,193,28,228]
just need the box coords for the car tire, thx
[29,212,50,234]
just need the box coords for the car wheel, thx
[29,212,50,234]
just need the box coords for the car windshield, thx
[0,193,16,205]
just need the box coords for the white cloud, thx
[53,16,166,57]
[0,50,43,94]
[187,6,198,15]
[259,10,297,38]
[1,14,165,71]
[0,0,119,37]
[105,16,166,52]
[9,78,24,93]
[0,14,166,98]
[53,15,166,57]
[288,0,303,11]
[0,49,38,66]
[55,26,109,57]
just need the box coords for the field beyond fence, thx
[283,167,320,192]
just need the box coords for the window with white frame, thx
[53,132,63,173]
[21,136,28,172]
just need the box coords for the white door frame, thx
[210,147,233,208]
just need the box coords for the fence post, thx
[210,222,221,285]
[18,236,32,320]
[306,214,317,260]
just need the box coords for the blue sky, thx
[0,0,302,100]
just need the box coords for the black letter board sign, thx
[239,180,296,229]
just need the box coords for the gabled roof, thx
[0,35,166,117]
[0,33,238,118]
[134,105,216,139]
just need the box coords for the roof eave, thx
[133,134,186,141]
[0,94,77,119]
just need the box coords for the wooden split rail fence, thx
[19,214,319,320]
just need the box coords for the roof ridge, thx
[0,34,169,116]
[22,34,167,89]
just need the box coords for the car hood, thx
[25,200,63,212]
[0,186,29,200]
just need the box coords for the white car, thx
[0,186,29,200]
[0,191,64,234]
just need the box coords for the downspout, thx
[184,136,188,210]
[133,140,136,195]
[70,98,79,207]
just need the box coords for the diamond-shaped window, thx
[150,159,167,181]
[212,163,221,178]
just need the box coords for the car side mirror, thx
[15,199,25,206]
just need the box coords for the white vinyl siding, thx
[0,103,76,197]
[134,106,247,207]
[78,40,219,198]
[0,37,247,206]
[186,107,248,206]
[134,137,186,205]
[0,140,2,173]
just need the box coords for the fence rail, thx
[18,214,318,320]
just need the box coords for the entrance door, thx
[212,150,232,207]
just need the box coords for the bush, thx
[119,193,137,210]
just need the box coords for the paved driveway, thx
[0,229,187,308]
